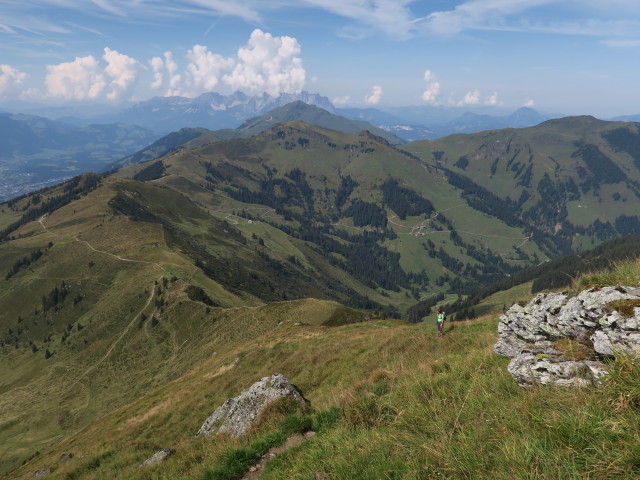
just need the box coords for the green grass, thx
[473,281,535,317]
[572,258,640,292]
[5,120,640,478]
[196,412,313,480]
[10,302,640,480]
[259,326,640,479]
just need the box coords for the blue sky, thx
[1,1,640,117]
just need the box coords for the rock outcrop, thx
[196,373,307,437]
[495,286,640,386]
[141,448,175,467]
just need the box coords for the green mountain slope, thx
[9,258,640,479]
[110,127,213,170]
[4,116,640,478]
[0,173,376,474]
[105,102,405,173]
[404,116,640,253]
[233,100,405,145]
[116,120,547,308]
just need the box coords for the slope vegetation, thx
[116,121,547,314]
[405,117,640,254]
[10,257,640,479]
[0,174,369,474]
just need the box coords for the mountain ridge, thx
[4,115,640,476]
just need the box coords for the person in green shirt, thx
[437,309,446,337]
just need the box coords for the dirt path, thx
[39,214,162,267]
[240,431,316,480]
[35,217,168,390]
[67,283,158,390]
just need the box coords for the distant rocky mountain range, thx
[92,92,554,141]
[3,91,558,142]
[67,91,336,133]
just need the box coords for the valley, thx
[2,103,640,478]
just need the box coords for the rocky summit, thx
[196,374,307,437]
[495,286,640,386]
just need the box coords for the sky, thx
[1,1,640,117]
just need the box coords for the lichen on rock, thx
[196,373,307,437]
[495,286,640,386]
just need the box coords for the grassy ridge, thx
[5,118,640,478]
[120,122,545,304]
[0,175,369,474]
[11,258,640,479]
[404,118,640,252]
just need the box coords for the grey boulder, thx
[495,286,640,386]
[196,373,307,438]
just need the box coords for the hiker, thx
[437,309,446,337]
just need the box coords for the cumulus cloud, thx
[333,95,352,105]
[164,51,182,96]
[45,48,140,100]
[186,45,235,93]
[103,48,139,100]
[222,29,306,96]
[523,99,535,107]
[365,85,383,105]
[149,56,165,90]
[148,52,182,95]
[0,64,28,95]
[460,90,481,105]
[45,55,106,100]
[38,29,308,101]
[421,69,440,103]
[485,91,500,105]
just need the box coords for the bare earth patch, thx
[240,431,316,480]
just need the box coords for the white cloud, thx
[19,88,41,100]
[333,95,351,105]
[147,31,306,97]
[185,45,234,93]
[301,0,417,39]
[44,49,140,101]
[484,91,501,105]
[5,0,640,45]
[523,99,535,107]
[45,55,106,100]
[149,56,165,90]
[164,51,182,96]
[365,85,382,105]
[103,47,139,100]
[460,90,481,105]
[0,64,28,95]
[223,29,306,96]
[420,0,558,36]
[421,69,440,103]
[34,29,309,102]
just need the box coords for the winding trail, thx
[36,215,167,390]
[67,284,157,390]
[39,214,162,268]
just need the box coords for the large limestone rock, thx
[495,286,640,386]
[196,374,307,437]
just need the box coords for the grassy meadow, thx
[8,258,640,480]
